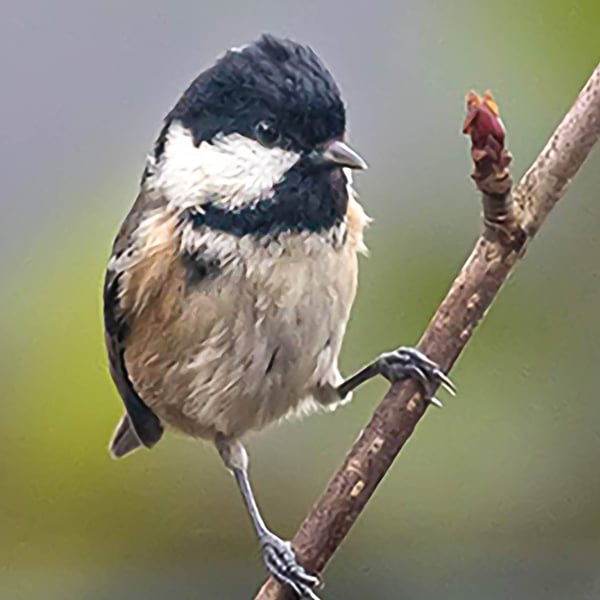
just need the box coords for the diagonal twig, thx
[255,60,600,600]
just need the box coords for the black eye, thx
[255,121,281,147]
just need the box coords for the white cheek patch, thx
[153,121,300,209]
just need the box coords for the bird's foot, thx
[376,346,456,407]
[260,531,322,599]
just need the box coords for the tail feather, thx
[110,415,143,459]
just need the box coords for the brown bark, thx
[255,62,600,600]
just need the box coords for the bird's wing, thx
[103,192,168,451]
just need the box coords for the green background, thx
[1,1,600,598]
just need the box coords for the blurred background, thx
[1,1,600,598]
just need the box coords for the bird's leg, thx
[337,346,456,407]
[215,435,321,600]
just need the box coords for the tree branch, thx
[255,61,600,600]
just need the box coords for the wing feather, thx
[103,193,167,453]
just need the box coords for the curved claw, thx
[430,397,444,409]
[434,368,457,396]
[377,347,456,403]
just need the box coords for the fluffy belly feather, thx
[125,232,359,440]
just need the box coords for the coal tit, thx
[104,34,454,599]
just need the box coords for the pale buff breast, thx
[123,195,369,441]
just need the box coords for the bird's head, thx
[148,34,366,236]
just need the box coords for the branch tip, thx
[463,90,512,188]
[463,90,518,238]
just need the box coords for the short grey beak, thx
[321,140,368,170]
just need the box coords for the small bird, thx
[104,34,454,599]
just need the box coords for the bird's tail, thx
[109,414,142,459]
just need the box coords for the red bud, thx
[463,91,511,188]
